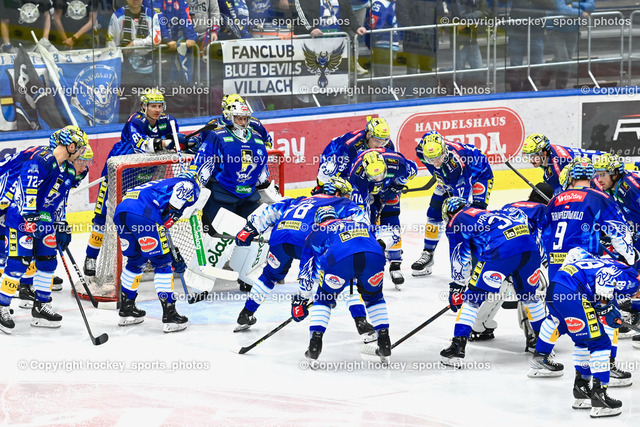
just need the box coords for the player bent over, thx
[546,248,639,418]
[233,177,377,341]
[439,197,546,366]
[0,126,91,333]
[113,171,201,333]
[300,206,394,366]
[413,130,493,277]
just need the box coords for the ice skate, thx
[389,261,404,290]
[411,250,434,276]
[305,331,323,369]
[440,336,467,367]
[469,328,495,342]
[161,299,188,333]
[572,371,592,409]
[375,328,391,363]
[528,351,564,378]
[234,307,257,332]
[118,292,145,326]
[84,257,96,277]
[354,316,377,343]
[31,300,62,328]
[0,306,15,334]
[590,378,622,418]
[52,275,63,291]
[633,334,640,349]
[609,357,632,387]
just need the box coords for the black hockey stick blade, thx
[402,176,437,194]
[391,305,450,349]
[237,303,312,354]
[188,290,209,304]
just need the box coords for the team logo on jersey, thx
[120,238,130,252]
[482,271,504,289]
[527,269,541,286]
[267,252,280,268]
[595,266,621,293]
[324,274,345,290]
[43,233,57,248]
[138,237,159,252]
[73,64,119,125]
[565,317,585,333]
[368,271,384,287]
[18,235,33,250]
[302,42,345,88]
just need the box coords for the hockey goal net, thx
[78,150,285,303]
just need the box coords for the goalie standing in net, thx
[83,88,193,279]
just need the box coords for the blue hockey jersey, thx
[540,144,603,196]
[190,126,269,197]
[416,140,493,200]
[446,207,537,283]
[115,176,200,224]
[609,170,640,239]
[189,115,272,152]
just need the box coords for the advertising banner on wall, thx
[581,100,640,156]
[222,37,349,96]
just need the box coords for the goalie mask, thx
[66,1,88,20]
[18,3,40,24]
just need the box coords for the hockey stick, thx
[236,303,313,354]
[210,232,269,245]
[361,305,450,355]
[185,121,219,140]
[58,246,109,345]
[402,176,437,194]
[64,247,118,310]
[499,152,550,203]
[70,176,105,195]
[165,228,198,304]
[170,120,187,173]
[620,320,640,333]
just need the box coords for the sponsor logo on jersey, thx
[18,235,33,250]
[503,224,529,240]
[324,274,345,290]
[472,182,485,195]
[527,269,541,285]
[628,175,640,188]
[267,252,280,268]
[565,317,585,333]
[368,271,384,287]
[551,252,568,265]
[139,237,158,252]
[43,233,57,248]
[554,191,586,206]
[120,238,130,252]
[277,220,301,230]
[481,271,504,288]
[339,228,369,242]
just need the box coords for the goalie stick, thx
[58,246,109,345]
[361,305,450,355]
[237,302,313,354]
[64,247,118,310]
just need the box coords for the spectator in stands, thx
[364,0,399,79]
[1,0,19,53]
[451,0,489,72]
[541,0,593,89]
[52,0,99,49]
[291,0,366,37]
[107,0,162,117]
[186,0,221,47]
[396,0,444,97]
[248,0,291,38]
[507,0,555,91]
[218,0,252,39]
[18,0,56,51]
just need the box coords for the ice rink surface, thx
[3,188,640,426]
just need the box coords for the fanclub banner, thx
[222,36,349,96]
[0,47,122,132]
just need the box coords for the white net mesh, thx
[78,150,284,303]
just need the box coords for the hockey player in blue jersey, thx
[0,126,91,333]
[521,133,603,196]
[348,148,417,288]
[530,157,636,384]
[301,206,392,365]
[84,89,185,278]
[233,177,377,341]
[187,94,273,153]
[412,130,494,277]
[439,197,546,366]
[113,170,201,333]
[593,153,640,343]
[545,248,639,418]
[190,100,270,238]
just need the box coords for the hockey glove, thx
[449,282,466,313]
[291,294,310,322]
[389,178,407,194]
[311,184,323,195]
[235,223,258,246]
[54,221,72,251]
[595,299,622,328]
[22,212,42,239]
[162,204,181,229]
[165,133,189,152]
[171,247,187,274]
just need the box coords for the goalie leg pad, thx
[229,241,269,285]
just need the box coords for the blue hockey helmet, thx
[441,196,468,220]
[314,205,337,225]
